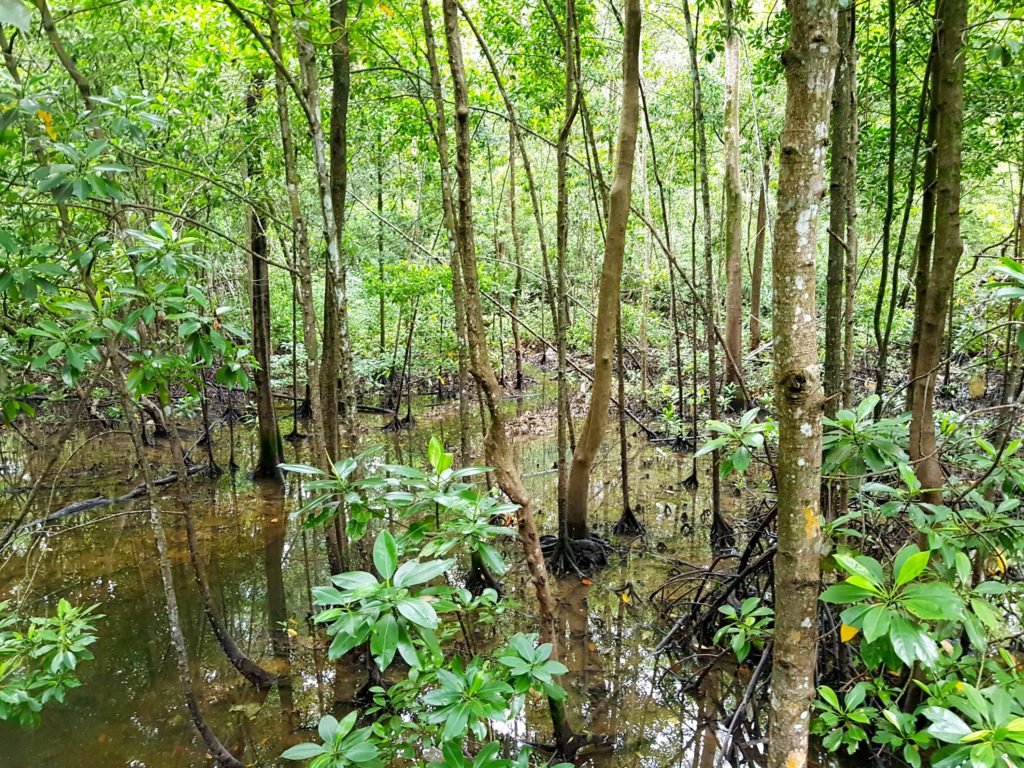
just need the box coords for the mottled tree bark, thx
[440,0,573,750]
[766,2,837,767]
[267,0,323,461]
[420,0,471,463]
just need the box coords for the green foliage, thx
[281,439,566,767]
[694,407,773,477]
[822,395,909,480]
[0,599,100,726]
[712,596,772,663]
[282,711,382,768]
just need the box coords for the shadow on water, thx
[0,392,765,767]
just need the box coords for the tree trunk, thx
[509,123,525,392]
[908,0,966,505]
[564,0,642,541]
[872,0,900,407]
[267,0,323,461]
[246,76,283,479]
[842,13,860,410]
[823,10,852,417]
[906,46,941,414]
[681,0,721,517]
[555,0,580,547]
[440,0,572,751]
[766,3,838,767]
[723,0,745,409]
[750,148,770,352]
[420,0,472,464]
[328,0,357,445]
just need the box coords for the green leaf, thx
[900,583,963,621]
[281,743,327,760]
[428,436,445,470]
[922,707,973,743]
[820,581,878,604]
[396,597,438,629]
[895,548,930,587]
[862,605,892,644]
[318,715,338,744]
[371,614,399,671]
[889,616,938,668]
[373,529,398,581]
[476,543,506,576]
[393,558,453,588]
[833,554,883,587]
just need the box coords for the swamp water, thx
[0,392,761,767]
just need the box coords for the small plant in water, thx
[713,596,773,663]
[0,598,100,725]
[280,437,573,768]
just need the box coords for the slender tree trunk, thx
[766,3,838,767]
[267,0,323,461]
[555,0,580,545]
[681,0,721,517]
[377,133,387,358]
[328,0,357,444]
[723,0,745,409]
[564,0,642,540]
[824,11,852,417]
[907,50,941,414]
[440,0,573,751]
[842,15,860,409]
[509,124,525,392]
[246,76,283,479]
[420,0,472,464]
[293,12,352,574]
[908,0,966,504]
[872,0,900,406]
[750,149,770,352]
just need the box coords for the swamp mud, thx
[0,390,815,767]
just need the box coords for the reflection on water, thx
[0,396,752,768]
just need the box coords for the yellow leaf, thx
[840,624,859,642]
[968,372,987,399]
[620,592,631,604]
[36,109,56,140]
[287,628,298,638]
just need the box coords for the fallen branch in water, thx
[17,464,207,532]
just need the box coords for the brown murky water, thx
[0,391,757,767]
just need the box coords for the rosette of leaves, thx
[282,711,383,768]
[694,408,773,477]
[820,546,963,669]
[821,395,909,482]
[313,529,453,672]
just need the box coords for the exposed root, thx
[612,504,646,535]
[382,413,415,432]
[541,534,611,576]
